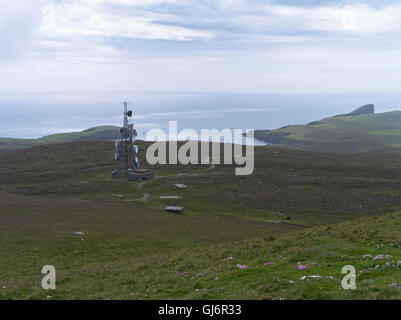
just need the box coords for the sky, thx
[1,0,401,94]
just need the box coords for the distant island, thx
[249,104,401,153]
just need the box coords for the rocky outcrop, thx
[334,104,375,118]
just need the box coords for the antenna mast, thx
[112,100,138,175]
[112,100,154,182]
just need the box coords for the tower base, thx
[112,169,120,178]
[126,168,154,182]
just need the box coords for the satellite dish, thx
[133,145,138,154]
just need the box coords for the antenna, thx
[113,100,138,176]
[112,100,154,182]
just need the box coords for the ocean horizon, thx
[1,92,400,142]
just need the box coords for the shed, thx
[165,206,184,215]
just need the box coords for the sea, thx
[0,92,400,145]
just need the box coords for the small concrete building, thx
[126,168,154,182]
[165,206,184,215]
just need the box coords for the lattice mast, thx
[112,101,139,177]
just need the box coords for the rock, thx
[273,211,291,220]
[175,184,188,189]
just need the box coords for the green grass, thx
[2,203,401,299]
[1,140,401,299]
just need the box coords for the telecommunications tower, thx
[112,101,154,182]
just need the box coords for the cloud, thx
[255,3,401,34]
[1,0,401,94]
[0,0,45,62]
[35,1,401,51]
[38,1,213,41]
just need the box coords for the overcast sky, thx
[1,0,401,94]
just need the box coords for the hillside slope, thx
[0,126,119,153]
[2,200,401,299]
[1,141,401,226]
[1,141,401,299]
[253,105,401,153]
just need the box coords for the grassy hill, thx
[0,126,119,153]
[1,141,401,299]
[2,191,401,299]
[252,105,401,153]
